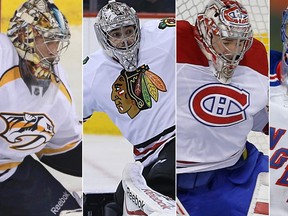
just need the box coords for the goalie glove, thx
[122,161,175,216]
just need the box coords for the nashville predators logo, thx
[0,113,55,151]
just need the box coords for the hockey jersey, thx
[177,20,268,173]
[0,34,81,182]
[270,50,288,216]
[83,19,175,166]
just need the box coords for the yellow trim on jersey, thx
[0,66,72,103]
[51,74,72,104]
[0,66,21,87]
[36,140,80,158]
[59,81,72,104]
[0,161,21,170]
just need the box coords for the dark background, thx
[83,0,175,13]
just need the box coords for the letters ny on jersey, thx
[270,127,288,186]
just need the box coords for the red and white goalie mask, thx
[195,0,253,84]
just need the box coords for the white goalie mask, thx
[281,8,288,89]
[94,0,140,72]
[7,0,70,95]
[195,0,253,84]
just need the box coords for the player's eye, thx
[125,29,134,36]
[112,32,122,38]
[223,40,233,46]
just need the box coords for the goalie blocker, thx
[122,162,175,216]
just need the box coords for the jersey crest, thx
[221,1,249,26]
[158,18,175,29]
[189,83,250,127]
[111,64,167,119]
[0,113,55,150]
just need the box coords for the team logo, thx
[111,64,167,119]
[83,56,89,65]
[0,113,55,150]
[189,83,250,127]
[158,18,175,29]
[221,4,249,26]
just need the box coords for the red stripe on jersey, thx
[176,20,268,77]
[254,202,269,215]
[133,139,166,156]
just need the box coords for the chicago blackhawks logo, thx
[0,113,55,150]
[189,83,250,127]
[111,64,167,119]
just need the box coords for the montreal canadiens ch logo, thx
[221,5,249,26]
[189,83,250,127]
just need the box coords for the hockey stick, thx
[122,162,175,216]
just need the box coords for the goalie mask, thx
[94,0,140,72]
[195,0,253,84]
[7,0,70,95]
[281,7,288,89]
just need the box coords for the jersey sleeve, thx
[0,34,19,74]
[83,54,100,121]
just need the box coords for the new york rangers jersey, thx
[83,19,175,166]
[0,34,81,182]
[270,50,288,216]
[177,21,268,173]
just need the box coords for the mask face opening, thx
[33,29,69,68]
[107,25,138,50]
[94,1,141,71]
[211,32,252,66]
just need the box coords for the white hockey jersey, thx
[176,21,268,173]
[0,34,81,181]
[270,50,288,216]
[83,19,175,166]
